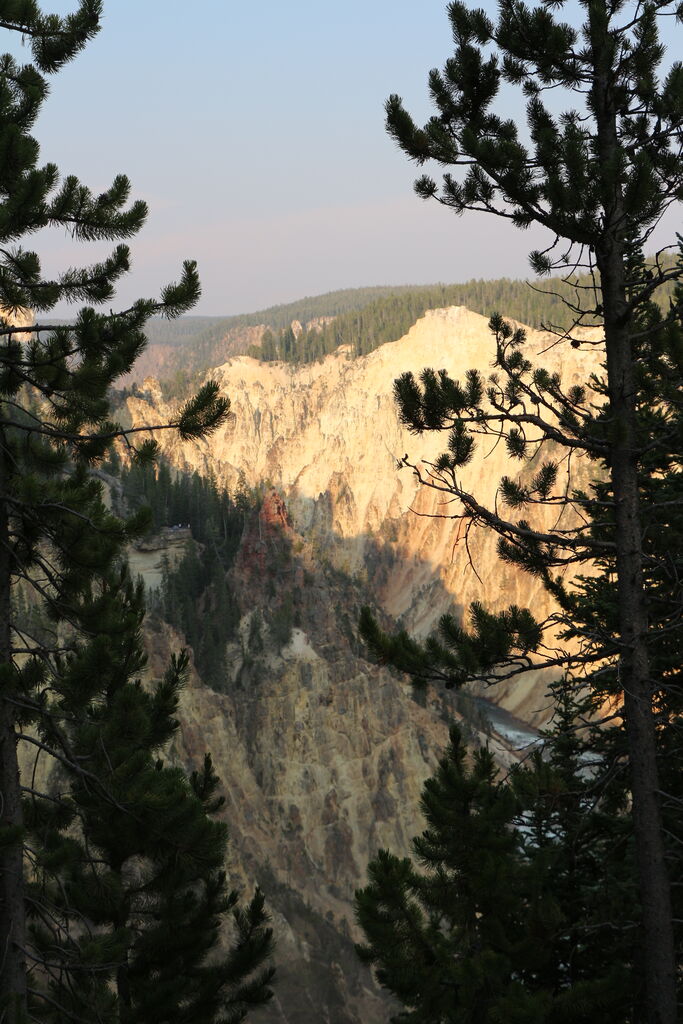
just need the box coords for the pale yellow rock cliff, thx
[116,306,601,1022]
[126,305,598,723]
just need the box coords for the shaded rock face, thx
[146,517,451,1021]
[119,324,266,385]
[144,492,516,1023]
[123,306,599,1021]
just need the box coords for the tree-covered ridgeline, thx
[246,266,678,366]
[139,267,677,391]
[0,4,274,1021]
[115,461,309,686]
[146,284,427,348]
[138,284,438,385]
[359,1,683,1021]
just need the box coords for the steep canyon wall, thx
[128,305,597,721]
[123,306,598,1022]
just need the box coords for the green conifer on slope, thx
[361,2,683,1018]
[356,687,635,1023]
[0,5,269,1021]
[26,572,273,1024]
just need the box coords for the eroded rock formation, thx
[126,305,597,720]
[121,307,598,1021]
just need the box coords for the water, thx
[476,698,542,751]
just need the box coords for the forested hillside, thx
[111,460,253,688]
[249,266,677,364]
[145,285,426,346]
[136,265,677,391]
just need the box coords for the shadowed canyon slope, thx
[122,306,598,1022]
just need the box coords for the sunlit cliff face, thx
[114,306,604,1023]
[125,305,600,724]
[3,307,34,329]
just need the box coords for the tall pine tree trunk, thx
[592,59,677,1024]
[600,269,677,1024]
[0,437,26,1023]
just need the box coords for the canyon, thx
[122,306,599,1022]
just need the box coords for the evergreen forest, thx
[247,270,676,365]
[111,460,251,690]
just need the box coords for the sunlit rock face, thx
[3,307,33,328]
[123,306,598,1021]
[127,306,597,721]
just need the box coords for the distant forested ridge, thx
[134,263,676,389]
[147,284,427,343]
[140,285,428,383]
[249,268,677,364]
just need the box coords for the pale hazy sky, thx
[15,1,683,315]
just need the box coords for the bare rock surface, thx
[127,305,597,723]
[117,306,600,1020]
[144,501,471,1022]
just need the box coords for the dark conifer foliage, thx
[0,5,271,1022]
[356,693,635,1023]
[115,461,249,558]
[360,2,683,1020]
[27,574,274,1024]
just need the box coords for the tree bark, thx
[588,6,677,1016]
[600,269,677,1024]
[594,93,675,1024]
[0,433,27,1024]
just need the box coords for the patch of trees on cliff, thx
[114,461,327,690]
[248,269,677,365]
[113,461,254,689]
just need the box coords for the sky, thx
[14,1,683,316]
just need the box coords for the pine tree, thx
[0,5,243,1020]
[356,698,636,1023]
[361,3,683,1019]
[357,729,532,1024]
[361,285,683,1017]
[26,572,274,1024]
